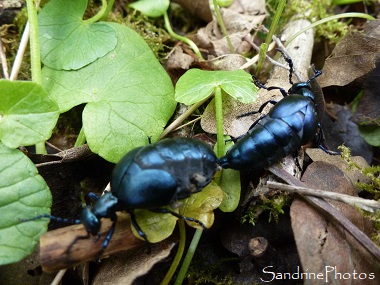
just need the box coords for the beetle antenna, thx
[21,214,82,225]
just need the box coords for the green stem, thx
[26,0,46,154]
[101,0,115,21]
[25,0,41,85]
[84,0,107,24]
[163,12,204,61]
[214,86,225,158]
[74,127,86,147]
[160,219,186,285]
[212,0,234,53]
[286,12,375,45]
[256,0,286,75]
[174,228,203,285]
[159,98,209,139]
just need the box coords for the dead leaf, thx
[306,148,372,187]
[351,58,380,125]
[319,20,380,87]
[92,242,175,285]
[172,0,212,22]
[290,161,379,285]
[193,0,267,57]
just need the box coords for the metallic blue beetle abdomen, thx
[219,94,318,170]
[111,138,218,209]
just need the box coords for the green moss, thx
[339,145,380,245]
[241,192,288,225]
[108,9,171,61]
[285,0,349,43]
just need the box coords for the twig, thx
[240,36,280,70]
[267,181,380,212]
[268,165,380,263]
[0,35,9,79]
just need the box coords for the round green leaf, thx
[0,143,51,265]
[131,182,223,242]
[0,80,59,148]
[358,125,380,147]
[38,0,117,70]
[181,181,224,229]
[216,139,241,212]
[175,69,257,105]
[132,208,177,243]
[129,0,170,18]
[42,23,176,163]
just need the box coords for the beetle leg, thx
[316,123,341,155]
[128,210,149,242]
[150,208,208,230]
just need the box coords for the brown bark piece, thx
[40,213,144,272]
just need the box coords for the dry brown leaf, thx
[319,20,380,88]
[92,242,175,285]
[305,148,372,187]
[290,161,379,285]
[193,0,267,57]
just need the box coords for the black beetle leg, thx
[316,123,341,155]
[94,213,118,262]
[150,208,208,230]
[128,210,149,243]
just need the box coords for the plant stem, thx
[160,219,186,285]
[159,98,209,139]
[26,0,46,154]
[101,0,115,21]
[25,0,41,85]
[163,12,204,61]
[286,12,375,45]
[256,0,286,75]
[84,0,107,24]
[214,86,225,158]
[74,127,86,147]
[174,228,203,285]
[212,0,234,53]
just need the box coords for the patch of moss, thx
[285,0,349,43]
[108,9,171,61]
[339,145,380,245]
[241,192,288,225]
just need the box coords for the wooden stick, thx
[40,213,145,272]
[268,165,380,262]
[267,181,380,212]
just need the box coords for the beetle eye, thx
[82,207,100,235]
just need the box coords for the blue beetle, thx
[27,138,219,252]
[219,51,339,170]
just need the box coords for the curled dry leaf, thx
[305,148,372,187]
[319,20,380,88]
[351,59,380,124]
[194,0,267,57]
[290,161,379,284]
[92,242,175,285]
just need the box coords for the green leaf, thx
[181,181,224,229]
[132,208,178,243]
[0,80,59,148]
[38,0,117,70]
[175,69,257,105]
[129,0,170,18]
[42,23,176,163]
[214,138,241,212]
[131,182,223,242]
[218,168,241,212]
[0,143,51,265]
[358,125,380,147]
